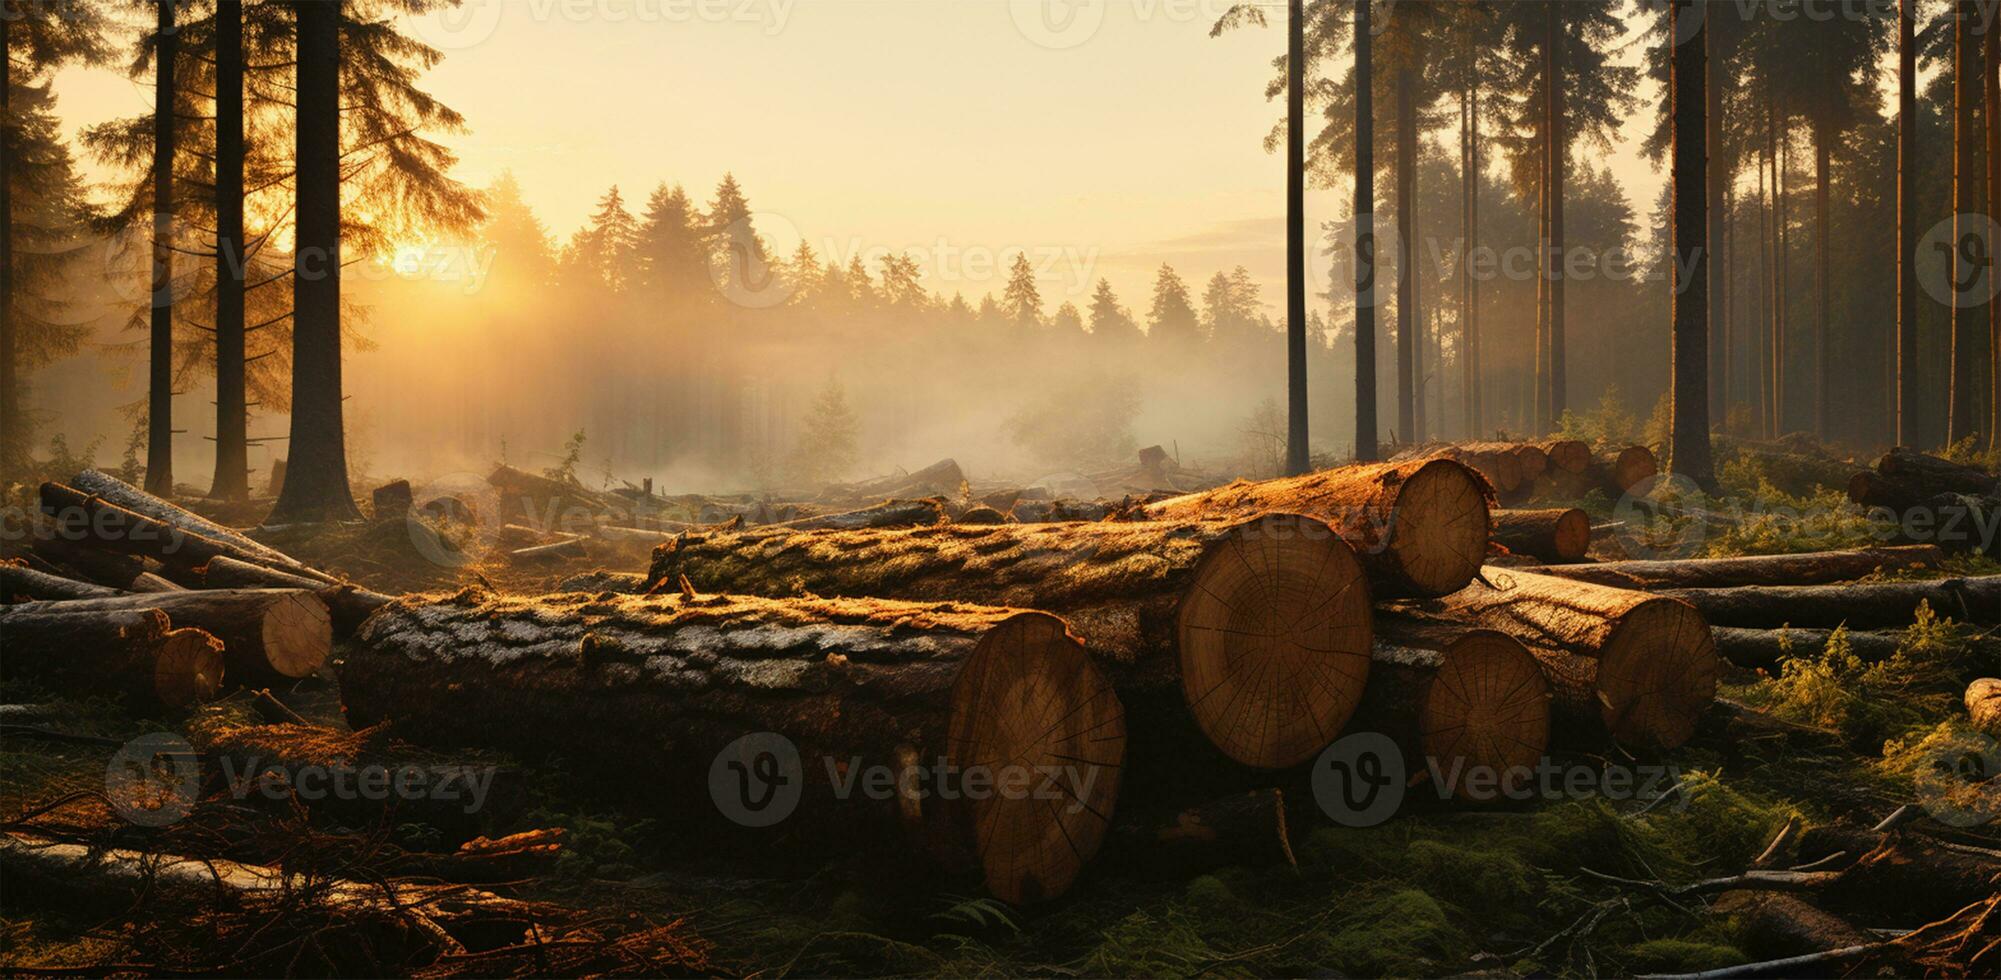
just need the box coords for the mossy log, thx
[0,606,222,706]
[64,469,333,583]
[1969,678,2001,736]
[1523,545,1945,590]
[767,497,946,531]
[1711,892,1875,962]
[1663,576,2001,629]
[1416,567,1719,751]
[0,559,123,601]
[199,555,395,637]
[1711,627,1912,673]
[1491,508,1591,562]
[1360,617,1551,800]
[1876,448,2001,496]
[3,588,330,685]
[341,590,1125,904]
[1592,445,1658,495]
[1139,459,1490,598]
[645,514,1376,770]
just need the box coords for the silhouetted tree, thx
[1669,0,1715,490]
[1147,264,1201,345]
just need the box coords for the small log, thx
[1968,678,2001,736]
[1524,545,1946,590]
[0,606,223,706]
[371,479,413,518]
[1593,445,1658,494]
[0,559,124,601]
[1394,444,1521,493]
[1491,508,1591,562]
[1361,618,1551,799]
[1507,444,1550,481]
[647,513,1377,771]
[30,539,186,593]
[1876,447,2001,497]
[955,505,1010,525]
[509,535,587,561]
[1142,459,1492,598]
[343,592,1125,904]
[1664,576,2001,629]
[835,457,966,501]
[41,482,272,573]
[199,555,395,637]
[1712,627,1909,673]
[1847,469,1928,512]
[64,469,332,582]
[556,569,648,593]
[1420,567,1719,750]
[1535,439,1592,473]
[592,525,680,544]
[1710,891,1876,962]
[486,464,621,525]
[2,588,330,684]
[767,497,946,531]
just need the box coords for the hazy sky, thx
[51,0,1667,311]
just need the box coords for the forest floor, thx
[3,442,2000,977]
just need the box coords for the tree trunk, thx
[1814,125,1831,439]
[66,469,333,581]
[1461,70,1476,440]
[0,560,125,601]
[1523,545,1945,590]
[1665,576,2001,628]
[1899,0,1920,446]
[0,605,222,706]
[1418,566,1720,751]
[1671,1,1717,488]
[1355,0,1377,461]
[342,592,1126,905]
[145,0,177,496]
[1143,459,1491,598]
[1285,0,1308,476]
[1756,128,1774,437]
[1396,63,1417,443]
[1952,0,1982,444]
[210,0,249,502]
[1766,88,1788,436]
[199,555,393,638]
[0,12,14,481]
[1989,1,2001,450]
[1547,1,1567,422]
[3,588,330,684]
[268,0,361,524]
[1708,18,1728,427]
[1968,677,2001,735]
[1360,617,1551,800]
[648,514,1375,771]
[1491,508,1590,562]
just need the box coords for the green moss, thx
[1619,938,1746,974]
[1313,888,1466,977]
[1634,771,1797,869]
[1404,839,1536,911]
[1182,874,1239,910]
[1082,909,1228,977]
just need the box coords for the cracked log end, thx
[261,591,335,679]
[1393,459,1492,596]
[1421,630,1551,799]
[1176,514,1375,770]
[155,627,226,707]
[948,612,1125,905]
[1596,597,1719,751]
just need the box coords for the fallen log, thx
[1501,443,1549,482]
[199,556,395,637]
[1876,447,2001,497]
[1710,891,1876,962]
[1009,498,1116,523]
[1523,545,1945,590]
[1969,678,2001,736]
[65,469,334,583]
[767,497,946,531]
[1394,444,1521,494]
[2,588,330,685]
[1417,567,1719,750]
[645,513,1376,770]
[1140,459,1491,598]
[833,458,966,502]
[1712,627,1908,673]
[0,559,123,601]
[0,606,223,706]
[1361,618,1551,800]
[486,464,622,526]
[1663,576,2001,629]
[342,591,1125,905]
[1593,445,1658,494]
[1535,439,1592,473]
[556,569,648,593]
[1491,508,1591,562]
[40,482,270,572]
[29,538,185,593]
[510,534,587,561]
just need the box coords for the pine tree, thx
[1000,251,1042,330]
[1051,301,1085,338]
[1148,263,1201,344]
[634,182,706,300]
[784,239,821,303]
[877,252,925,309]
[790,376,859,486]
[479,171,558,289]
[581,185,639,293]
[1087,278,1140,343]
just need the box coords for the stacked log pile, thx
[1848,448,2001,555]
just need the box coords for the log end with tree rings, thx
[1492,508,1592,563]
[1176,514,1375,769]
[156,628,227,707]
[1391,460,1492,596]
[1601,445,1660,493]
[1421,630,1551,799]
[260,590,335,679]
[947,612,1125,905]
[1594,597,1719,751]
[1540,439,1592,474]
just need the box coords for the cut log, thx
[1393,444,1521,493]
[41,482,276,573]
[1420,567,1719,750]
[1713,627,1910,673]
[486,464,621,526]
[0,606,223,706]
[29,538,184,593]
[65,469,333,582]
[370,478,413,518]
[1141,459,1491,599]
[1664,576,2001,629]
[767,497,946,531]
[1523,545,1946,590]
[1847,469,1927,512]
[1875,447,2001,497]
[1535,439,1592,474]
[2,588,330,684]
[838,457,966,501]
[955,505,1009,525]
[1593,445,1658,494]
[1506,444,1549,482]
[0,559,124,601]
[647,513,1376,770]
[1969,678,2001,736]
[199,555,394,637]
[342,591,1125,904]
[1491,508,1591,562]
[510,535,587,561]
[1361,618,1551,800]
